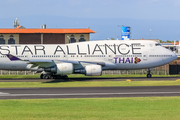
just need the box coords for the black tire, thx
[57,75,61,79]
[45,75,50,79]
[43,75,48,79]
[62,75,68,79]
[47,75,50,79]
[147,74,152,78]
[40,74,44,79]
[50,75,53,79]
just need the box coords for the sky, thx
[1,0,180,41]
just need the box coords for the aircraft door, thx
[63,54,68,60]
[108,54,114,61]
[143,52,148,60]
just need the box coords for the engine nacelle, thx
[85,65,102,76]
[56,63,73,75]
[44,63,73,75]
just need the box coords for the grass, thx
[0,81,180,88]
[0,74,180,79]
[0,97,180,120]
[0,75,179,120]
[0,74,40,79]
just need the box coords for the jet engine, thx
[44,63,73,75]
[85,65,102,76]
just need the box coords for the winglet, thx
[6,54,21,61]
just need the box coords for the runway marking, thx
[0,92,9,95]
[126,79,131,81]
[0,92,180,97]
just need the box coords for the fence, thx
[0,71,35,75]
[102,64,169,75]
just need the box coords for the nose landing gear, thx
[147,68,153,78]
[147,73,152,78]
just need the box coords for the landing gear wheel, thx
[42,75,48,79]
[46,75,50,79]
[147,74,152,78]
[50,75,53,79]
[57,75,62,79]
[62,75,68,79]
[53,76,57,79]
[45,75,51,79]
[40,74,44,79]
[53,75,68,79]
[147,68,152,78]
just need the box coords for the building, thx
[131,39,160,42]
[0,26,96,44]
[160,43,180,58]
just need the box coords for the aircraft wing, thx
[55,60,105,66]
[6,54,106,68]
[6,54,56,68]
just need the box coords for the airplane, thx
[0,40,177,79]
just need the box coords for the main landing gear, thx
[40,74,52,79]
[40,74,68,79]
[147,68,153,78]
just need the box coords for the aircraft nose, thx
[172,52,177,61]
[163,49,177,64]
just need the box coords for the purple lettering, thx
[119,58,124,63]
[131,57,133,63]
[114,57,134,64]
[125,58,130,63]
[114,57,118,63]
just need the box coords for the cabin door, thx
[108,54,115,61]
[143,52,148,60]
[63,54,68,60]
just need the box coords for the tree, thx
[159,40,163,43]
[166,40,171,43]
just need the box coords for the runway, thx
[0,86,180,99]
[0,77,180,82]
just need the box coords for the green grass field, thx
[0,74,180,88]
[0,97,180,120]
[0,74,180,120]
[0,81,180,88]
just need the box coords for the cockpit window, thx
[155,43,161,46]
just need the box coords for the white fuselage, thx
[0,40,177,71]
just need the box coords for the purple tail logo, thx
[6,54,21,61]
[9,54,13,59]
[134,57,141,64]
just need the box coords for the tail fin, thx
[6,54,21,61]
